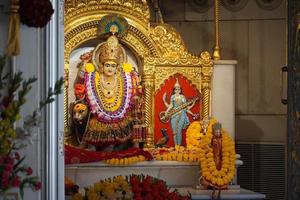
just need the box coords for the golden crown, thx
[99,35,123,63]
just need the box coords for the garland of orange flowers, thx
[154,145,200,162]
[198,119,236,188]
[105,155,146,165]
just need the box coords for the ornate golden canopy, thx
[64,0,213,147]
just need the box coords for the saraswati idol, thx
[71,15,146,150]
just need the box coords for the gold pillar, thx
[201,82,211,119]
[213,0,221,60]
[143,74,155,149]
[64,66,71,143]
[200,52,213,118]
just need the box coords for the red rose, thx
[168,192,180,200]
[130,175,140,185]
[161,188,170,198]
[134,194,143,200]
[34,181,42,191]
[6,156,14,165]
[132,185,142,194]
[152,188,159,197]
[1,171,10,188]
[144,193,154,200]
[5,163,13,172]
[12,176,21,187]
[26,167,33,175]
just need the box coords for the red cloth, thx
[74,83,85,99]
[65,145,153,164]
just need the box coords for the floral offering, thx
[71,175,191,200]
[0,55,63,198]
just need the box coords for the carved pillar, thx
[200,52,213,119]
[64,65,71,144]
[143,71,155,149]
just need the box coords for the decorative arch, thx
[64,0,213,148]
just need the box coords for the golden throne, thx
[64,0,214,149]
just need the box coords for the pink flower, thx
[26,167,33,175]
[34,181,42,191]
[12,176,21,187]
[6,156,14,164]
[5,163,13,172]
[1,171,10,188]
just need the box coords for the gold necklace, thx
[97,74,122,110]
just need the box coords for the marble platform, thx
[177,187,266,200]
[65,161,200,188]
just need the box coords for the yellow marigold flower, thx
[122,63,133,73]
[114,159,119,165]
[114,176,125,184]
[85,63,95,73]
[103,187,115,198]
[217,178,224,186]
[162,154,168,161]
[87,192,99,200]
[212,170,219,176]
[138,155,145,161]
[124,158,129,165]
[177,153,183,161]
[211,177,217,185]
[94,182,103,192]
[72,193,83,200]
[188,154,194,162]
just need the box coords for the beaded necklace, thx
[97,73,122,110]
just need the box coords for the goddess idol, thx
[71,15,146,150]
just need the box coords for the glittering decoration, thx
[98,14,129,37]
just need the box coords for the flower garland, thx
[84,63,133,122]
[105,155,146,165]
[198,119,236,188]
[154,145,200,162]
[71,175,191,200]
[153,121,204,162]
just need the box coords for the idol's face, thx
[103,61,118,77]
[174,86,181,94]
[214,129,221,137]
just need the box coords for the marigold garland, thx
[105,155,146,165]
[154,145,200,162]
[198,119,236,188]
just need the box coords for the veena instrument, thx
[159,96,199,123]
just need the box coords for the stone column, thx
[211,60,237,139]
